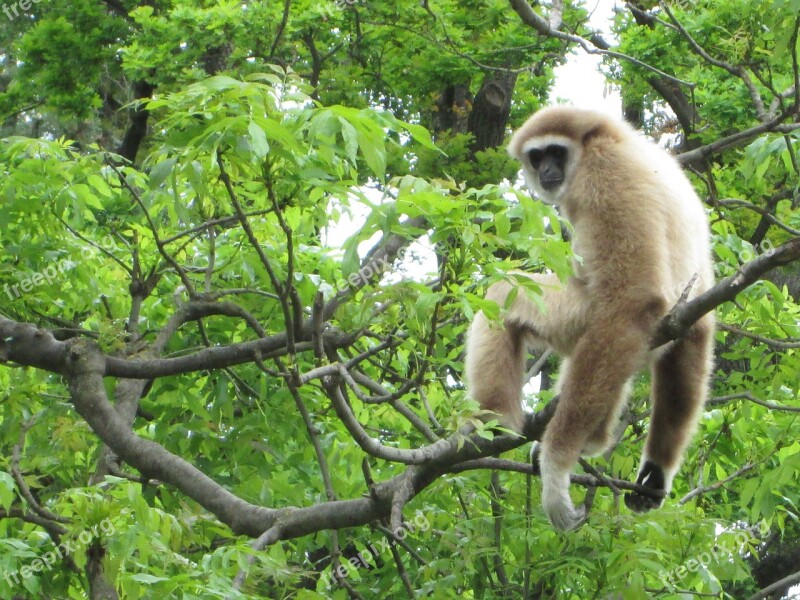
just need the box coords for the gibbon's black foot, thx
[625,460,666,513]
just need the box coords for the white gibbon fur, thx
[465,106,715,531]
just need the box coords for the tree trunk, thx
[433,82,472,135]
[468,71,518,152]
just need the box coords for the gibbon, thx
[465,106,715,531]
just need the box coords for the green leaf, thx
[0,471,15,511]
[337,117,359,165]
[255,116,304,153]
[404,122,439,151]
[247,121,269,159]
[341,240,361,279]
[148,157,177,189]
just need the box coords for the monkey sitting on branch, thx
[465,106,715,531]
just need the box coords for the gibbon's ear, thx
[581,125,604,145]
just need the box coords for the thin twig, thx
[718,323,800,350]
[707,392,800,413]
[678,462,758,505]
[508,0,695,89]
[108,162,196,293]
[11,418,70,524]
[717,199,800,237]
[659,1,766,118]
[218,151,296,356]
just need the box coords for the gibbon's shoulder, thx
[508,106,637,157]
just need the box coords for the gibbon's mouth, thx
[540,177,564,191]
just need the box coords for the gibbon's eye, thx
[528,148,544,168]
[547,145,567,161]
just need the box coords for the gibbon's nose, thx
[539,158,564,190]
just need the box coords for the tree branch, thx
[707,392,800,413]
[322,215,429,320]
[658,1,766,119]
[678,462,758,505]
[677,117,800,166]
[2,234,800,544]
[507,0,694,88]
[746,569,800,600]
[61,335,556,539]
[650,237,800,348]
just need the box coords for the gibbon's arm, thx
[464,272,591,432]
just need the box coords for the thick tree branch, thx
[0,314,346,379]
[61,336,556,539]
[650,237,800,348]
[65,341,276,535]
[2,236,799,543]
[0,508,68,535]
[116,81,155,163]
[268,0,292,60]
[5,238,798,379]
[677,116,800,166]
[747,569,800,600]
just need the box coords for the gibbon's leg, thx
[625,316,714,512]
[530,360,629,478]
[464,274,588,433]
[465,309,528,432]
[540,317,655,530]
[584,379,633,456]
[553,359,632,457]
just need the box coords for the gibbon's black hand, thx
[625,460,667,513]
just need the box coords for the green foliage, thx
[0,1,799,598]
[1,1,124,120]
[0,70,572,598]
[413,132,520,187]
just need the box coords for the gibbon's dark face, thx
[528,144,568,191]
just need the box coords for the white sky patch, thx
[550,0,621,115]
[325,1,622,290]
